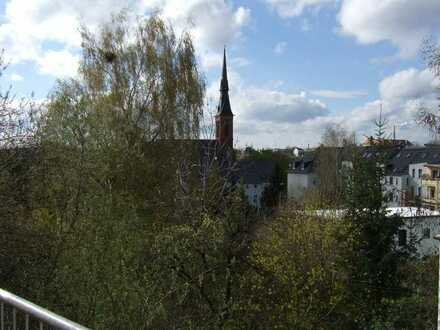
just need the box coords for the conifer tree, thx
[342,150,406,327]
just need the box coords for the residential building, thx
[384,146,440,208]
[236,159,276,209]
[287,152,318,200]
[391,207,440,256]
[421,163,440,209]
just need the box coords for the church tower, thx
[216,48,234,149]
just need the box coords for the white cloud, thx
[206,67,331,148]
[341,68,440,144]
[142,0,250,50]
[238,89,328,124]
[338,0,440,58]
[0,0,135,77]
[9,73,23,81]
[379,68,439,101]
[0,0,251,78]
[274,41,287,55]
[265,0,440,58]
[311,89,367,99]
[36,50,80,78]
[200,51,250,71]
[264,0,335,18]
[208,65,439,148]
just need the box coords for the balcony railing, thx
[0,288,89,330]
[422,173,440,181]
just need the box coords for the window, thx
[398,229,407,246]
[406,177,409,185]
[430,187,436,199]
[435,170,439,178]
[418,169,422,178]
[423,228,431,239]
[418,187,422,197]
[389,176,393,185]
[412,169,415,178]
[396,178,399,186]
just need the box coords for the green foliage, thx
[0,13,438,330]
[235,207,349,329]
[341,150,407,326]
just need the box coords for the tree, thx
[23,13,261,329]
[235,206,350,329]
[374,103,389,141]
[24,13,210,328]
[321,123,355,147]
[341,150,407,327]
[0,51,51,300]
[309,124,356,208]
[418,39,440,137]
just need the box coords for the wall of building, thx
[244,182,269,209]
[400,215,440,256]
[408,163,428,199]
[384,175,409,207]
[287,173,318,200]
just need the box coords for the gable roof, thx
[236,159,276,185]
[386,146,440,176]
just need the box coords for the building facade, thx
[287,152,318,200]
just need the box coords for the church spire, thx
[216,47,234,148]
[217,47,233,116]
[220,47,229,92]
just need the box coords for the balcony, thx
[0,288,88,330]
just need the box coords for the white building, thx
[287,152,318,200]
[390,207,440,256]
[383,146,440,207]
[314,207,440,257]
[237,159,276,209]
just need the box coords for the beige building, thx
[421,164,440,210]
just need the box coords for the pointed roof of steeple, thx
[220,48,229,92]
[217,47,233,117]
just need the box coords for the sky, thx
[1,0,440,148]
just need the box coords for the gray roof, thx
[236,159,276,184]
[386,146,440,176]
[280,144,440,178]
[291,151,315,174]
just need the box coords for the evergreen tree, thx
[341,150,407,327]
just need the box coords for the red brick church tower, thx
[216,48,234,149]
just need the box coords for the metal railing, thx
[0,288,89,330]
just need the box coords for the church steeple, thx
[216,48,234,148]
[220,48,229,94]
[217,48,233,116]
